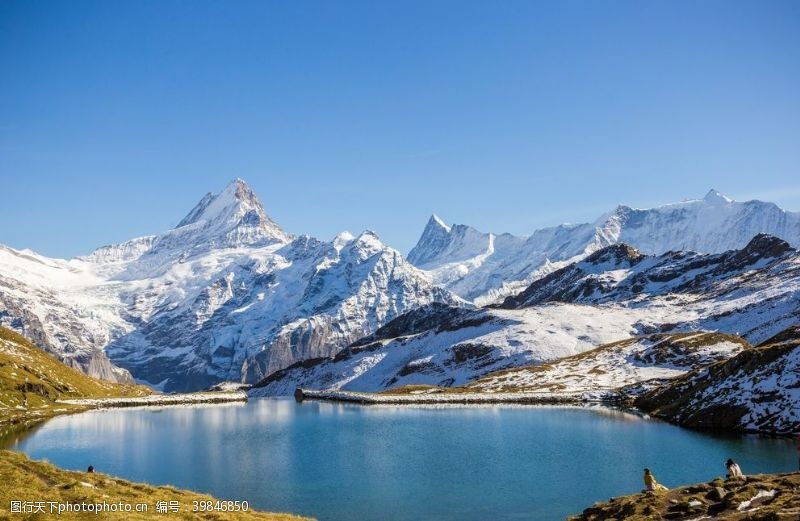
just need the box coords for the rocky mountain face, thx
[0,179,457,391]
[636,326,800,435]
[409,190,800,304]
[253,234,800,395]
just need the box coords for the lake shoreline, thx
[292,387,799,439]
[57,390,248,408]
[1,391,248,432]
[294,387,597,405]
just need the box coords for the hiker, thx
[725,458,743,478]
[87,465,95,473]
[643,468,668,492]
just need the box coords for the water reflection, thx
[0,422,46,448]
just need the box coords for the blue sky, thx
[1,1,799,258]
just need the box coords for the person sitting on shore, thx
[643,468,668,492]
[726,459,743,479]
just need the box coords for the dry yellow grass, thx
[0,327,151,429]
[0,450,312,521]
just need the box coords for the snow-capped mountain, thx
[83,178,290,271]
[409,190,800,304]
[0,179,457,391]
[3,182,799,394]
[253,234,800,395]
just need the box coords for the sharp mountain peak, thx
[173,178,290,246]
[703,188,733,204]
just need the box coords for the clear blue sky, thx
[1,1,799,258]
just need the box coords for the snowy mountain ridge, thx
[0,179,458,391]
[2,182,799,393]
[254,234,800,395]
[410,189,800,304]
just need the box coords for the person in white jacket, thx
[726,458,744,478]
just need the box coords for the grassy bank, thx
[0,450,311,520]
[0,327,151,430]
[569,472,800,520]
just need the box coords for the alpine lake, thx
[2,398,796,520]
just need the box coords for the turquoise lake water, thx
[3,398,796,520]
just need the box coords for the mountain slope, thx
[464,332,750,398]
[0,180,458,391]
[105,230,457,391]
[410,190,800,303]
[254,235,800,395]
[0,327,150,427]
[251,303,645,395]
[636,325,800,434]
[498,234,800,344]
